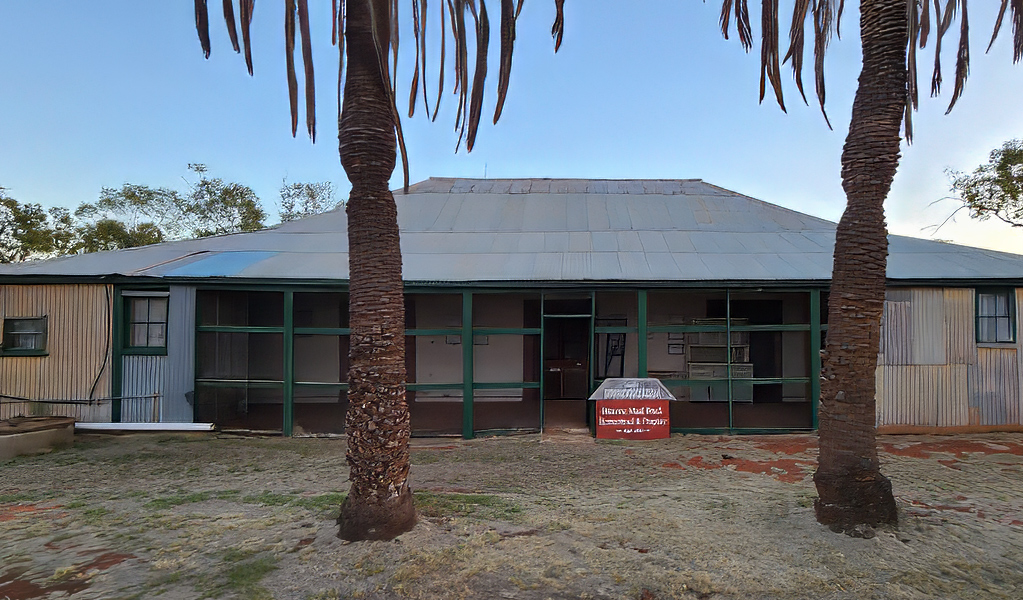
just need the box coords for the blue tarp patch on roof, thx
[162,251,279,277]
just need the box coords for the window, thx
[1,317,48,355]
[977,289,1015,343]
[125,292,169,349]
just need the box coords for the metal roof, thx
[3,177,1023,284]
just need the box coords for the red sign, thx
[595,399,670,440]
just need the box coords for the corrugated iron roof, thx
[3,177,1023,284]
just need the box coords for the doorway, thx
[542,296,591,430]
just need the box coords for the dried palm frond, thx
[782,0,811,104]
[720,0,1020,142]
[552,0,565,51]
[223,0,241,52]
[466,0,490,152]
[494,0,518,123]
[760,0,786,110]
[195,0,211,58]
[298,0,316,140]
[409,0,423,117]
[195,0,567,183]
[240,0,254,75]
[285,0,299,137]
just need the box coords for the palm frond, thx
[782,0,811,104]
[552,0,565,51]
[409,0,423,117]
[285,0,299,137]
[240,0,254,75]
[452,0,470,150]
[223,0,241,52]
[432,0,447,121]
[990,0,1023,61]
[811,1,836,128]
[466,0,491,152]
[298,0,316,140]
[920,0,932,48]
[930,0,957,97]
[720,0,734,41]
[759,0,786,110]
[195,0,211,58]
[736,0,753,50]
[494,0,517,123]
[944,0,970,115]
[195,0,566,158]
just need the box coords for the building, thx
[2,178,1022,437]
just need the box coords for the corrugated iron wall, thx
[0,284,113,420]
[122,355,164,422]
[163,286,195,421]
[967,348,1020,426]
[876,286,1020,430]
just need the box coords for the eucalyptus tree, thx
[193,0,565,541]
[721,0,1021,530]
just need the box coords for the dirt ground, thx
[2,430,1022,600]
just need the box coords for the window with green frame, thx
[1,316,48,356]
[124,292,169,351]
[977,288,1015,343]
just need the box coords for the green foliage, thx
[186,163,266,237]
[0,189,56,263]
[279,179,338,222]
[78,164,267,245]
[951,140,1023,228]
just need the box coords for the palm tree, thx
[722,0,1021,530]
[193,0,564,541]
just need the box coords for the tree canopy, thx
[0,166,337,263]
[951,139,1023,228]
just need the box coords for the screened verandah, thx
[190,287,825,437]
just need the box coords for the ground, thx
[2,431,1022,600]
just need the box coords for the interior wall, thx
[474,295,524,397]
[414,295,463,395]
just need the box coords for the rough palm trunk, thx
[336,0,416,541]
[813,0,903,529]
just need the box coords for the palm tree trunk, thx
[813,0,903,529]
[336,0,416,541]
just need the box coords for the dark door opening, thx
[543,316,590,430]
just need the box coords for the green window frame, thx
[0,316,48,356]
[976,288,1015,344]
[124,292,169,354]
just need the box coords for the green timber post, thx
[283,290,294,436]
[462,291,474,439]
[539,294,545,433]
[726,289,733,431]
[111,285,123,423]
[809,289,822,430]
[637,290,648,377]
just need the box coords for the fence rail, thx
[0,394,161,423]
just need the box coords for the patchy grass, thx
[413,491,521,520]
[145,490,241,509]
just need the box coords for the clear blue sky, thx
[2,1,1021,252]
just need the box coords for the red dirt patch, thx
[683,455,814,484]
[0,503,67,523]
[880,440,1023,459]
[937,459,961,470]
[0,553,132,600]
